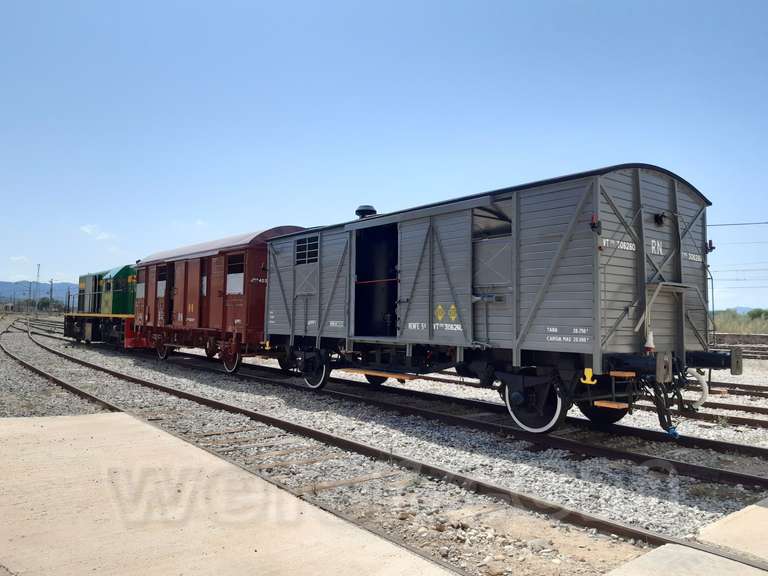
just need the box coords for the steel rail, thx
[19,327,673,544]
[19,328,768,571]
[3,324,463,575]
[25,323,768,461]
[28,319,768,413]
[0,328,122,412]
[169,348,768,460]
[632,403,768,429]
[706,381,768,399]
[27,329,768,490]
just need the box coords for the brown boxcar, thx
[133,227,303,372]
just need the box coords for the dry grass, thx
[714,309,768,334]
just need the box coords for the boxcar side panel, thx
[678,182,709,351]
[245,246,266,341]
[146,265,157,327]
[224,252,245,335]
[598,168,642,353]
[318,230,350,339]
[397,218,431,341]
[209,256,225,330]
[517,178,596,354]
[200,257,210,328]
[640,170,678,283]
[173,261,187,328]
[293,261,318,339]
[396,210,472,345]
[471,197,516,347]
[135,268,146,326]
[156,265,167,327]
[598,167,710,355]
[428,210,472,345]
[185,259,200,328]
[266,238,296,338]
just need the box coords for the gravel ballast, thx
[2,329,645,575]
[25,333,767,539]
[0,337,106,417]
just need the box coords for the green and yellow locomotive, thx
[64,264,139,345]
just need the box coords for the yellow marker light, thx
[580,368,598,385]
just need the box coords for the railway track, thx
[5,322,768,572]
[22,318,768,474]
[29,318,768,423]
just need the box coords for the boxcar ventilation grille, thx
[295,236,319,265]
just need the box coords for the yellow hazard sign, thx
[449,304,457,322]
[434,304,445,321]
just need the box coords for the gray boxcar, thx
[265,164,740,434]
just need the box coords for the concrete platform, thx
[699,497,768,562]
[0,413,454,576]
[608,495,768,576]
[607,543,767,576]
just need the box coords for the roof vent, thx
[355,205,377,219]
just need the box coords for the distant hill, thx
[733,306,754,315]
[0,281,78,303]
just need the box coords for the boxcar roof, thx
[269,163,710,241]
[138,226,304,266]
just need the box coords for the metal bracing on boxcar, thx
[600,171,708,351]
[268,244,293,342]
[592,176,603,372]
[344,231,352,350]
[432,221,469,344]
[634,168,648,350]
[600,184,664,280]
[316,231,323,344]
[513,181,594,352]
[512,189,520,365]
[630,204,707,346]
[598,176,652,347]
[674,190,713,349]
[397,221,432,338]
[316,236,349,348]
[672,179,686,357]
[427,216,434,341]
[648,205,706,285]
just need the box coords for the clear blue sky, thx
[1,1,766,308]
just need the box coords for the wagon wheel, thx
[576,400,628,426]
[303,352,330,390]
[277,357,294,374]
[221,347,242,374]
[205,340,218,359]
[504,378,568,433]
[156,340,170,360]
[364,374,388,385]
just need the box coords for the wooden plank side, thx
[185,259,200,328]
[134,268,146,326]
[146,265,157,327]
[209,255,225,330]
[224,252,246,335]
[173,261,187,328]
[200,257,210,328]
[246,245,268,343]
